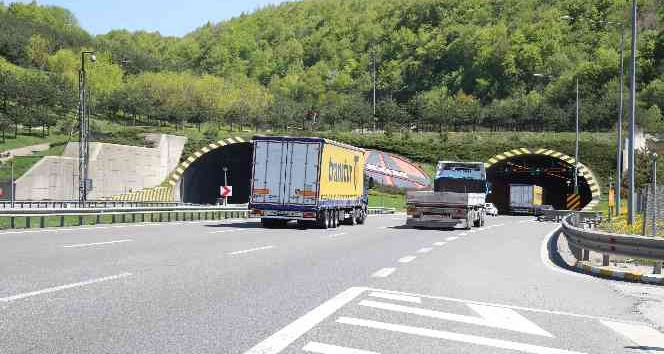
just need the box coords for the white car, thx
[485,203,498,216]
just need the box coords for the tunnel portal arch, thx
[485,148,601,212]
[168,137,253,204]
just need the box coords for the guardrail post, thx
[121,214,126,223]
[39,216,44,228]
[175,212,179,222]
[132,214,136,223]
[150,213,153,222]
[60,216,65,227]
[582,249,590,261]
[159,213,163,222]
[602,254,610,266]
[167,212,172,222]
[78,216,83,226]
[26,217,30,228]
[10,216,15,229]
[111,214,116,224]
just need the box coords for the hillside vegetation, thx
[0,0,662,138]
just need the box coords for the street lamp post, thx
[627,0,638,225]
[616,23,626,216]
[575,77,580,195]
[534,73,580,194]
[78,51,95,205]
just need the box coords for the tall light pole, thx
[616,23,626,216]
[628,0,637,225]
[78,51,95,205]
[533,73,580,193]
[575,76,580,195]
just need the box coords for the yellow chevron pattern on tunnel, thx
[485,148,600,211]
[167,136,247,187]
[111,186,174,202]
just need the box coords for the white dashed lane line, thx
[445,236,458,242]
[228,245,275,255]
[398,256,417,263]
[328,232,348,238]
[416,247,433,254]
[433,242,447,246]
[371,268,396,278]
[62,239,133,248]
[0,273,132,302]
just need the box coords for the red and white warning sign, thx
[220,185,233,197]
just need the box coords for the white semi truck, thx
[406,161,488,229]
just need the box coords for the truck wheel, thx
[347,209,357,226]
[326,210,333,229]
[357,208,366,225]
[333,210,340,228]
[319,211,329,229]
[465,214,472,230]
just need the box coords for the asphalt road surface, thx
[1,214,663,353]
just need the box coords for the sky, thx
[25,0,285,37]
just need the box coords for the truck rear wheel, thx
[345,209,357,226]
[357,208,366,225]
[319,211,329,229]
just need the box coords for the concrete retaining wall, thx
[16,134,186,200]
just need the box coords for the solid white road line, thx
[209,228,244,234]
[337,317,586,354]
[371,268,396,278]
[416,247,433,254]
[0,273,132,302]
[358,300,553,337]
[368,292,421,304]
[445,236,458,241]
[600,320,664,348]
[329,232,348,238]
[398,256,416,263]
[243,287,367,354]
[303,342,379,354]
[229,245,274,255]
[433,242,447,246]
[62,239,133,248]
[364,287,645,325]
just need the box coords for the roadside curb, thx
[574,261,664,285]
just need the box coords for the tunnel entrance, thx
[486,155,593,212]
[180,142,253,204]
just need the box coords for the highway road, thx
[1,214,663,353]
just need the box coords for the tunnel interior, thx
[486,155,593,212]
[181,142,253,205]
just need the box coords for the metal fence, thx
[641,185,664,237]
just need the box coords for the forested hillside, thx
[0,0,663,138]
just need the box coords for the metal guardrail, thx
[0,200,187,209]
[538,209,602,223]
[0,205,396,230]
[367,207,397,215]
[0,206,249,230]
[561,213,664,261]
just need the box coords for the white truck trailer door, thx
[252,140,287,204]
[284,141,320,205]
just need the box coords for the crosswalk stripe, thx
[368,292,422,304]
[337,317,586,354]
[358,300,553,337]
[303,342,379,354]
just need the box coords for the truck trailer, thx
[249,136,367,228]
[509,184,543,214]
[406,161,488,229]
